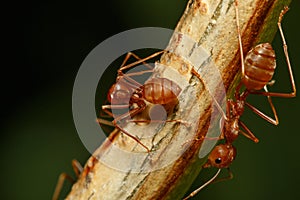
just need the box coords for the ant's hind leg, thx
[52,160,83,200]
[245,85,279,126]
[249,7,296,98]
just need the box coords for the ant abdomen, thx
[243,43,276,90]
[143,77,182,105]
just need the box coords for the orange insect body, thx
[107,77,181,107]
[184,3,296,200]
[143,77,182,104]
[243,43,276,90]
[101,51,183,152]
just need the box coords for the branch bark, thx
[66,0,291,199]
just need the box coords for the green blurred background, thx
[1,0,299,199]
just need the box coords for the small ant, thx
[99,50,183,152]
[184,1,296,199]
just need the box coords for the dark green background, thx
[1,0,299,199]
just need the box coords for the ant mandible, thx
[99,50,183,152]
[184,1,296,199]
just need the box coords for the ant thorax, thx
[223,118,239,144]
[232,99,245,116]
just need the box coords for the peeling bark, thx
[65,0,291,199]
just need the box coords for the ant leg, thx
[249,7,296,98]
[98,104,131,127]
[98,118,151,152]
[112,51,165,93]
[187,69,229,144]
[102,101,160,126]
[102,104,131,117]
[245,102,278,125]
[119,50,165,73]
[115,74,143,94]
[99,108,113,119]
[119,51,166,89]
[102,104,142,125]
[123,69,154,78]
[234,0,246,78]
[129,119,191,127]
[245,85,279,125]
[110,106,151,152]
[52,173,74,200]
[101,99,150,152]
[239,121,259,143]
[71,159,83,177]
[183,168,222,200]
[191,68,228,121]
[114,124,150,152]
[192,67,231,141]
[52,160,83,200]
[100,104,129,127]
[97,118,114,127]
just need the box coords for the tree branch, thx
[65,0,292,199]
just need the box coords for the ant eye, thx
[215,158,222,164]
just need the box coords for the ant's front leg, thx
[117,51,165,88]
[118,50,165,74]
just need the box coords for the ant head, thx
[107,82,133,104]
[204,144,236,169]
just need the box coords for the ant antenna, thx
[183,168,221,200]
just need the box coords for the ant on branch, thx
[184,1,296,199]
[98,50,185,152]
[53,51,185,199]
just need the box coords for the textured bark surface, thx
[66,0,291,199]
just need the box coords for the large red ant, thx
[53,51,184,199]
[184,2,296,199]
[99,50,184,152]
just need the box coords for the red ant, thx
[53,52,183,199]
[184,2,296,199]
[99,50,184,152]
